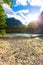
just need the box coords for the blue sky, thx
[2,0,43,25]
[12,0,40,13]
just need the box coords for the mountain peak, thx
[41,11,43,15]
[39,11,43,19]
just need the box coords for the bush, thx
[0,29,6,35]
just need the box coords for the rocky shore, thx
[0,37,43,65]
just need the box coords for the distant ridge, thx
[6,17,23,27]
[27,11,43,34]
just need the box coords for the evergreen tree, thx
[0,0,14,35]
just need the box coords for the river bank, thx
[0,36,43,65]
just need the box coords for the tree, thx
[0,0,14,35]
[3,0,14,7]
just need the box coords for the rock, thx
[35,47,42,53]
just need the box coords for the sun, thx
[28,14,39,22]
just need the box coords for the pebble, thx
[0,38,43,65]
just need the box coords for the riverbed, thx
[0,34,43,65]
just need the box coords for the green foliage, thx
[0,4,6,35]
[3,0,14,7]
[0,29,6,35]
[3,0,9,3]
[0,0,14,35]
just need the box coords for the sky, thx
[2,0,43,25]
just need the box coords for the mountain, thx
[6,17,24,33]
[6,17,23,27]
[27,11,43,34]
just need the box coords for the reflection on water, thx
[36,36,43,40]
[16,34,43,40]
[7,34,43,39]
[0,33,43,40]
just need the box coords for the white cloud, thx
[26,13,39,22]
[15,0,31,6]
[2,0,43,25]
[29,0,43,12]
[15,0,43,7]
[15,0,43,12]
[19,9,29,13]
[15,0,27,6]
[18,0,42,13]
[2,4,29,24]
[2,4,30,25]
[2,4,40,25]
[16,9,29,18]
[40,6,43,12]
[2,4,15,14]
[15,9,30,24]
[30,0,41,6]
[14,9,39,25]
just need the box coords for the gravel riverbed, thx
[0,36,43,65]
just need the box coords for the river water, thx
[0,33,43,40]
[6,33,43,40]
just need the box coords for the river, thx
[6,33,43,39]
[0,33,43,40]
